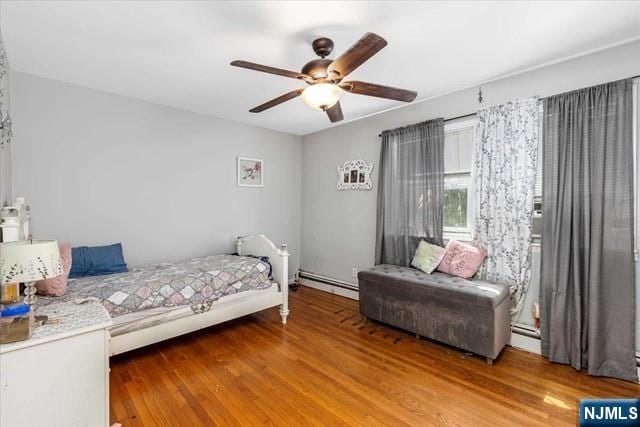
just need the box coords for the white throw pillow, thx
[411,240,446,274]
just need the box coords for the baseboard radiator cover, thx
[298,270,358,291]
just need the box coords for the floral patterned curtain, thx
[473,97,539,316]
[0,24,12,207]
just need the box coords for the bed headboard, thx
[236,234,289,288]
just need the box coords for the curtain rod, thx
[444,112,476,123]
[378,113,476,137]
[378,74,640,138]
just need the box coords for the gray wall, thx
[300,40,640,323]
[10,72,302,277]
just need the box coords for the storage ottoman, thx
[358,264,511,363]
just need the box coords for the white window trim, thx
[445,118,477,133]
[443,118,476,241]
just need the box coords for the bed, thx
[38,235,289,355]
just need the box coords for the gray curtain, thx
[375,118,444,266]
[541,79,637,382]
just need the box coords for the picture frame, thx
[237,157,263,187]
[337,159,373,190]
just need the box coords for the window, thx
[444,173,471,231]
[532,102,544,242]
[443,120,475,237]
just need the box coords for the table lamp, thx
[0,240,62,308]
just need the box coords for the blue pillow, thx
[69,243,128,278]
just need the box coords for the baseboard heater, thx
[298,270,359,291]
[511,323,539,339]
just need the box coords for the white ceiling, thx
[2,1,640,136]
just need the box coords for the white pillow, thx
[411,240,446,274]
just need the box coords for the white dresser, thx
[0,302,112,427]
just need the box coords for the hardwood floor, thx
[110,286,639,426]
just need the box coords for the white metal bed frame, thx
[109,234,289,356]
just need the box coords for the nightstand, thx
[0,301,112,427]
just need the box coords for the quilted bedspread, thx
[39,255,272,317]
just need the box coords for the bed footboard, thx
[236,234,289,323]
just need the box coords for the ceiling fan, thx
[230,32,418,123]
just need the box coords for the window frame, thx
[443,118,476,240]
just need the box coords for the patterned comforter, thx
[39,255,272,318]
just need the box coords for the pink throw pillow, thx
[35,243,72,296]
[436,240,486,279]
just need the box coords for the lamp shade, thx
[0,240,62,284]
[301,83,342,111]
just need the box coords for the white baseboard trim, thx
[299,278,359,300]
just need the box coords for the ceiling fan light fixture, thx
[301,83,342,111]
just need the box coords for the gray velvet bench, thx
[357,264,511,364]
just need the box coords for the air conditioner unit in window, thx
[532,199,542,239]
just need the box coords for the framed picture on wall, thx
[337,159,373,190]
[237,157,263,187]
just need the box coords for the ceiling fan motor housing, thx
[312,37,334,58]
[301,58,333,81]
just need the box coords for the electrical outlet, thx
[352,267,358,278]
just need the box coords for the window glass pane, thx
[443,186,468,229]
[443,120,476,234]
[457,128,473,171]
[444,132,459,173]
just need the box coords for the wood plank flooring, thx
[110,286,639,426]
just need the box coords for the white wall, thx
[10,72,302,277]
[300,40,640,326]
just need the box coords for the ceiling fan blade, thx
[341,81,417,102]
[326,102,344,123]
[327,33,387,80]
[249,89,304,113]
[231,60,311,81]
